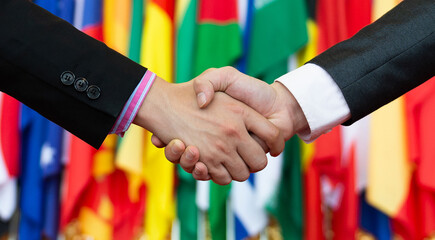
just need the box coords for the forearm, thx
[309,0,435,124]
[0,0,146,148]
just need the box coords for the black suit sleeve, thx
[309,0,435,125]
[0,0,147,148]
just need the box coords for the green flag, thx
[175,0,197,84]
[193,0,242,239]
[193,0,242,76]
[248,0,308,83]
[175,1,200,240]
[267,136,304,240]
[128,0,144,63]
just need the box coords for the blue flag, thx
[18,1,68,239]
[34,0,59,15]
[59,0,75,24]
[360,191,392,240]
[41,123,63,240]
[19,106,47,240]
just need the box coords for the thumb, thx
[193,67,238,108]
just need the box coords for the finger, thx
[151,134,167,148]
[250,133,269,153]
[164,139,186,164]
[192,162,211,181]
[193,67,239,108]
[236,132,269,173]
[179,145,200,173]
[221,154,251,182]
[193,68,218,108]
[207,163,233,185]
[193,78,217,109]
[243,107,285,157]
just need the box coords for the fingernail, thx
[186,148,194,161]
[171,141,183,155]
[197,92,206,107]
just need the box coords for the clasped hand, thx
[136,67,308,185]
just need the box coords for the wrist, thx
[133,76,170,133]
[271,81,309,138]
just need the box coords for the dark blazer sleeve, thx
[0,0,147,148]
[309,0,435,125]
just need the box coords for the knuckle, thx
[213,140,230,155]
[220,66,236,73]
[222,125,240,138]
[269,127,281,142]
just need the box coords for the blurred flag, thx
[392,77,435,239]
[175,0,197,84]
[267,137,303,240]
[366,0,412,220]
[41,123,64,240]
[193,0,242,76]
[0,94,20,222]
[247,0,308,83]
[18,2,65,239]
[59,0,75,23]
[60,0,101,228]
[297,5,324,239]
[76,137,116,240]
[128,0,145,62]
[233,2,309,234]
[231,1,269,239]
[174,0,199,239]
[105,1,149,239]
[34,0,59,15]
[329,1,372,239]
[77,138,145,240]
[193,0,243,239]
[360,191,392,240]
[103,0,130,51]
[18,106,47,240]
[141,0,176,239]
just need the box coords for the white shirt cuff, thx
[275,63,351,142]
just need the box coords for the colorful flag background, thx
[0,0,433,239]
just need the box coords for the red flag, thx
[60,137,96,228]
[305,0,372,237]
[393,77,435,240]
[78,169,146,240]
[0,94,20,177]
[304,165,325,240]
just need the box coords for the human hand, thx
[156,67,309,180]
[133,75,285,185]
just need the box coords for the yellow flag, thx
[78,197,115,240]
[366,0,412,216]
[372,0,401,22]
[103,0,131,54]
[102,0,147,203]
[367,97,412,216]
[140,1,176,239]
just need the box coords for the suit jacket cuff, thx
[275,63,351,142]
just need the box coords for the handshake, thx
[133,67,309,185]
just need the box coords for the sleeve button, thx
[60,71,75,85]
[87,85,101,100]
[74,77,89,92]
